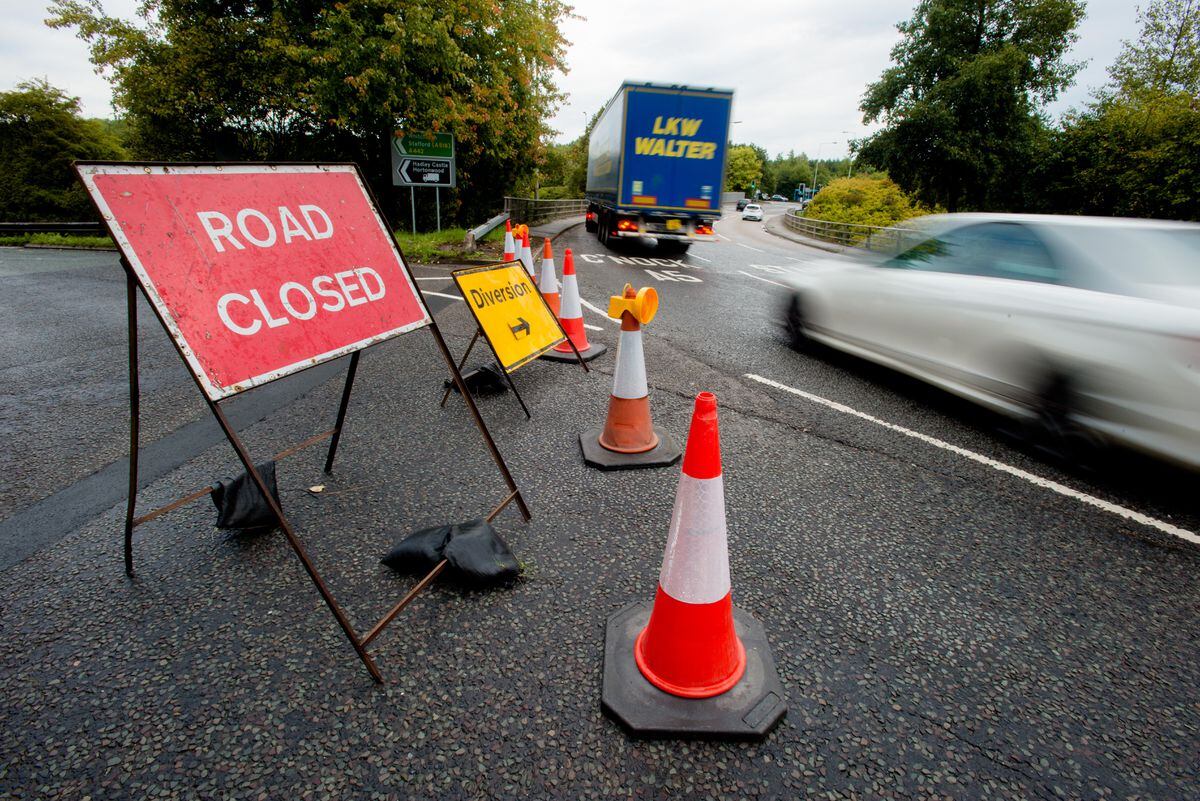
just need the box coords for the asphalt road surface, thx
[1,210,1197,800]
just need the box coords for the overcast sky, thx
[2,0,1138,159]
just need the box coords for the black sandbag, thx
[441,519,520,585]
[442,364,507,395]
[381,524,453,573]
[211,460,281,530]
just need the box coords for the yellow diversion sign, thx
[453,261,566,371]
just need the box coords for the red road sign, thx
[77,164,431,399]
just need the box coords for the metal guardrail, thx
[0,221,106,236]
[464,212,509,250]
[503,197,588,226]
[782,209,921,254]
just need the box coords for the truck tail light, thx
[695,223,713,236]
[617,218,639,232]
[586,211,596,221]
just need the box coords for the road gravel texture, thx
[0,218,1197,800]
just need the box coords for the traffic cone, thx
[541,248,608,363]
[502,220,517,263]
[538,238,560,317]
[579,284,680,470]
[520,230,535,276]
[635,392,743,697]
[599,391,787,739]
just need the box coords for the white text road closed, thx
[217,268,387,336]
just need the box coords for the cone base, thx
[579,427,681,471]
[539,342,608,363]
[601,601,787,741]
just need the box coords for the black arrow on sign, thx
[509,317,530,339]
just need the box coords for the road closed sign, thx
[453,262,565,372]
[76,163,431,400]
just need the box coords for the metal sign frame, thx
[75,160,531,684]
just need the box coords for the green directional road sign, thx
[393,131,454,159]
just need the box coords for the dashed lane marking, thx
[717,233,732,242]
[744,373,1200,546]
[413,276,451,281]
[584,323,604,332]
[689,253,713,262]
[738,271,788,288]
[423,290,461,301]
[736,242,765,253]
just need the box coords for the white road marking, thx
[584,323,604,332]
[717,233,732,242]
[581,298,619,324]
[413,276,451,281]
[689,253,713,262]
[422,290,462,301]
[744,373,1200,546]
[785,256,805,263]
[736,242,765,253]
[738,271,788,288]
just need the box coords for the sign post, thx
[392,131,456,232]
[76,161,529,683]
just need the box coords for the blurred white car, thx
[742,204,764,221]
[781,214,1200,469]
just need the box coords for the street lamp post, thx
[810,140,838,198]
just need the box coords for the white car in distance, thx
[742,204,764,221]
[780,213,1200,469]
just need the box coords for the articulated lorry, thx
[586,82,733,253]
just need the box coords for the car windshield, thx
[745,205,760,210]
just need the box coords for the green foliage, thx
[803,175,931,227]
[0,233,117,248]
[859,0,1085,212]
[47,0,571,225]
[1035,0,1200,220]
[0,80,126,221]
[724,145,763,191]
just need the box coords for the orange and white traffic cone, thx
[538,238,560,317]
[502,220,517,263]
[541,248,608,363]
[636,391,742,697]
[520,230,534,276]
[580,284,680,469]
[600,391,787,739]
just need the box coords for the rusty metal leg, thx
[439,330,481,408]
[497,364,531,420]
[205,400,383,683]
[124,271,140,577]
[324,351,360,474]
[426,321,531,522]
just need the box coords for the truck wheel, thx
[598,213,609,246]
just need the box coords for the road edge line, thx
[744,373,1200,546]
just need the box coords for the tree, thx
[858,0,1085,212]
[0,79,127,221]
[48,0,572,225]
[1036,0,1200,219]
[724,145,763,192]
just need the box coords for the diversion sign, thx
[76,163,431,400]
[453,262,565,372]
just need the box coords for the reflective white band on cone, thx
[539,259,557,294]
[658,473,730,604]
[612,329,648,399]
[560,273,583,318]
[521,245,534,275]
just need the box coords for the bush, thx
[804,175,931,228]
[534,185,574,200]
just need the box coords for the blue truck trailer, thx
[586,82,733,253]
